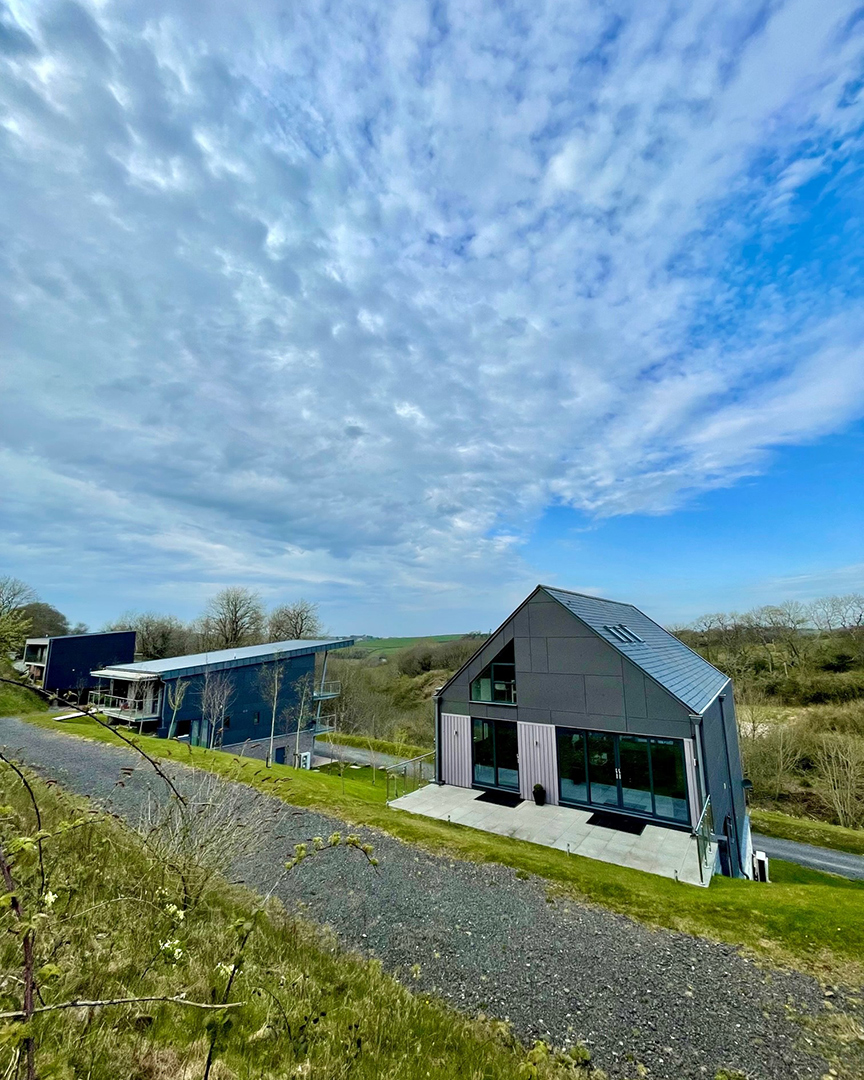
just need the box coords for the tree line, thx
[676,593,864,704]
[0,577,325,662]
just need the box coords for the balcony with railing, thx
[88,690,161,722]
[312,680,342,701]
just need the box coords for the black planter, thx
[533,783,546,806]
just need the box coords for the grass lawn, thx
[750,808,864,857]
[0,677,45,717]
[352,634,463,658]
[0,754,599,1079]
[15,711,864,986]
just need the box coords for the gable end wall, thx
[440,591,691,737]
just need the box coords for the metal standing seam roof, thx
[541,587,729,715]
[91,638,354,681]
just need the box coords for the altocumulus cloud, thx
[1,0,864,619]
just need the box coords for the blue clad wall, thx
[45,632,137,695]
[157,654,316,745]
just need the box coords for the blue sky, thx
[1,0,863,635]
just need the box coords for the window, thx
[470,641,516,703]
[253,711,260,725]
[556,727,689,824]
[224,715,231,730]
[472,717,519,790]
[603,624,644,644]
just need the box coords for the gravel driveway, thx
[0,717,834,1080]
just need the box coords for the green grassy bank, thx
[0,756,604,1079]
[14,711,864,986]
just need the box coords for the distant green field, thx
[352,634,463,657]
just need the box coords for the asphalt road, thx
[752,832,864,880]
[0,717,841,1080]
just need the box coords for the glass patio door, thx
[619,735,653,814]
[472,718,519,791]
[557,728,689,824]
[586,732,619,807]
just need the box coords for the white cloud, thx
[1,0,863,626]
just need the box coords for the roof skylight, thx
[604,624,645,644]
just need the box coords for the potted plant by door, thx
[533,783,546,806]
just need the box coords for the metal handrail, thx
[385,751,435,803]
[693,796,715,884]
[87,691,159,717]
[313,680,342,698]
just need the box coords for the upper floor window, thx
[470,641,516,704]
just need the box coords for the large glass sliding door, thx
[619,736,652,814]
[472,718,519,791]
[556,727,689,824]
[587,732,619,808]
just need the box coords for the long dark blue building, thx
[90,638,353,762]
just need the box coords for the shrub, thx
[760,671,864,706]
[396,635,485,677]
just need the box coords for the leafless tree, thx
[281,672,315,767]
[107,611,192,660]
[267,599,323,642]
[0,576,36,617]
[257,654,288,767]
[200,670,234,749]
[166,679,190,739]
[813,733,864,828]
[200,587,265,649]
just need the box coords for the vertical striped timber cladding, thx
[517,721,559,804]
[440,713,472,788]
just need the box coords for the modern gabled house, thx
[22,631,137,701]
[431,586,751,881]
[89,638,354,762]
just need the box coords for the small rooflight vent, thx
[604,624,645,644]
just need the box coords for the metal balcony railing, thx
[312,681,341,700]
[88,691,160,718]
[385,751,436,803]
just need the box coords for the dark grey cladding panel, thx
[514,637,532,673]
[512,606,530,635]
[547,635,621,676]
[585,674,626,717]
[517,706,552,725]
[440,696,470,716]
[623,659,648,719]
[551,713,691,738]
[517,671,586,713]
[645,678,690,721]
[552,711,624,732]
[530,636,548,673]
[581,713,627,732]
[528,595,595,638]
[486,705,520,721]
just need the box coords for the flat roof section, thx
[92,637,355,681]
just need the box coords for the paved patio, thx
[390,784,713,886]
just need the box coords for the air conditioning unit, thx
[297,751,312,771]
[753,850,770,883]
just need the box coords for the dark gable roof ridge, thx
[539,585,729,715]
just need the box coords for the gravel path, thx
[0,718,834,1080]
